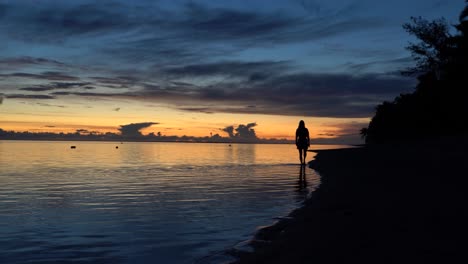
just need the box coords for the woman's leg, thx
[302,149,307,164]
[298,149,303,164]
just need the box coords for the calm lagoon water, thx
[0,141,342,263]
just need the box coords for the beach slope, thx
[233,142,468,264]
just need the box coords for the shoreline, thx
[232,142,468,263]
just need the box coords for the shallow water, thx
[0,141,343,263]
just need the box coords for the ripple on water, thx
[0,141,328,263]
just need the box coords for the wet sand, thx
[232,141,468,264]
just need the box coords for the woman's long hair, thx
[298,120,305,129]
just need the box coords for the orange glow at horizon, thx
[1,98,369,141]
[1,117,369,141]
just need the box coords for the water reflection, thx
[299,165,307,188]
[295,165,309,202]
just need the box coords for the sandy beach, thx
[233,140,468,263]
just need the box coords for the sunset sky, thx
[0,0,465,143]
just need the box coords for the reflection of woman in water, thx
[295,120,310,165]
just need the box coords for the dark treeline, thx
[361,1,468,144]
[0,128,291,144]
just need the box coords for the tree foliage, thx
[362,2,468,144]
[402,17,452,77]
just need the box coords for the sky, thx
[0,0,465,143]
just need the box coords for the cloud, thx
[170,2,385,45]
[177,107,214,114]
[29,71,78,81]
[0,2,133,43]
[1,1,384,44]
[341,57,414,74]
[222,123,258,139]
[174,3,297,43]
[18,87,54,92]
[50,91,132,98]
[311,120,369,144]
[90,76,139,89]
[36,102,66,108]
[222,126,235,138]
[235,122,258,139]
[0,1,387,65]
[0,57,66,69]
[5,94,56,100]
[19,82,92,92]
[162,60,291,80]
[39,67,414,118]
[141,71,414,118]
[118,122,159,137]
[108,2,386,65]
[1,72,79,81]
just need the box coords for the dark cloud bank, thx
[2,61,415,118]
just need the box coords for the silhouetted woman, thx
[295,120,310,165]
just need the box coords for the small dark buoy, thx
[116,146,119,149]
[70,146,76,149]
[228,144,232,147]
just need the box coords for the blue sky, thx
[0,0,466,142]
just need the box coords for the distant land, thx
[0,127,294,144]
